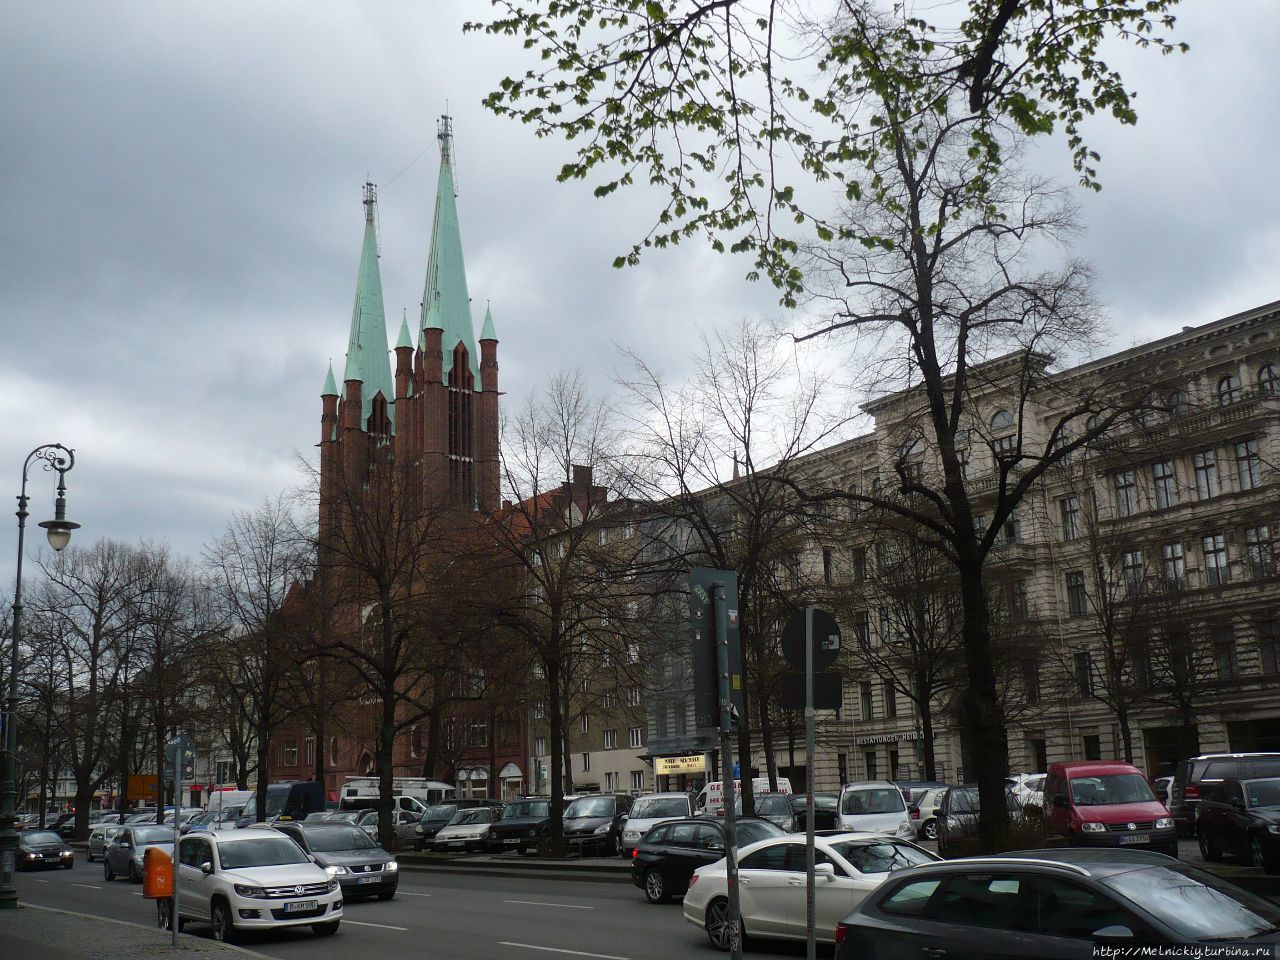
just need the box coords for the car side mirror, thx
[120,841,132,849]
[1091,925,1134,945]
[199,861,214,875]
[707,841,724,852]
[1230,797,1245,809]
[814,863,836,882]
[1052,795,1069,809]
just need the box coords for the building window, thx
[1004,511,1022,544]
[1218,374,1242,406]
[304,737,315,767]
[957,447,971,480]
[329,736,339,766]
[1121,550,1144,597]
[534,701,545,719]
[1194,450,1219,500]
[837,752,848,785]
[630,770,644,791]
[1202,533,1229,587]
[860,682,874,720]
[1074,652,1094,697]
[1024,662,1040,705]
[1247,525,1275,579]
[879,609,896,645]
[883,682,898,718]
[469,718,488,748]
[1259,364,1280,397]
[629,727,643,749]
[849,547,866,583]
[888,749,900,780]
[992,434,1017,459]
[216,760,235,785]
[1236,439,1262,491]
[627,687,642,707]
[1212,625,1238,680]
[1066,571,1088,616]
[1010,580,1029,620]
[535,737,546,756]
[854,610,870,649]
[603,729,617,749]
[1114,470,1138,517]
[1083,734,1102,761]
[581,753,591,772]
[865,751,878,781]
[281,741,298,767]
[1152,460,1178,509]
[605,771,619,791]
[602,688,617,709]
[1059,496,1081,541]
[822,546,834,586]
[1162,541,1186,587]
[1260,621,1280,675]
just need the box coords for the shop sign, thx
[656,755,707,775]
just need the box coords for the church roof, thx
[321,361,338,397]
[480,302,497,342]
[342,183,395,429]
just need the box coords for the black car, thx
[489,798,553,854]
[272,821,399,900]
[563,794,633,856]
[414,799,504,851]
[18,829,76,870]
[935,784,1024,858]
[1196,776,1280,872]
[835,849,1280,959]
[791,795,840,832]
[630,816,786,903]
[1170,753,1280,836]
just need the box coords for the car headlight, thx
[1268,825,1280,835]
[325,865,348,876]
[594,824,611,835]
[327,877,340,893]
[415,825,424,835]
[233,883,268,898]
[1080,822,1106,833]
[384,860,398,872]
[1155,817,1174,830]
[897,820,913,837]
[623,831,639,841]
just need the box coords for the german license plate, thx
[504,838,520,845]
[1119,834,1149,844]
[285,900,318,912]
[357,876,378,884]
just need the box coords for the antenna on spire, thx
[363,181,381,257]
[437,113,458,197]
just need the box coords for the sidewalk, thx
[0,903,272,960]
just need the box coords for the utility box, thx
[142,846,173,899]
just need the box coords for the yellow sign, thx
[128,774,159,801]
[656,755,706,775]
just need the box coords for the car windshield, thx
[631,797,689,819]
[218,837,309,869]
[735,820,787,845]
[328,811,361,823]
[795,796,839,810]
[1102,864,1280,940]
[306,827,378,852]
[1245,779,1280,809]
[24,831,61,844]
[841,788,904,815]
[264,794,288,817]
[133,826,173,844]
[1069,774,1155,806]
[503,801,550,819]
[565,798,614,818]
[448,809,493,826]
[304,812,332,821]
[424,805,457,823]
[830,840,934,874]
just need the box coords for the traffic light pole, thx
[172,745,181,945]
[805,606,816,960]
[712,583,743,960]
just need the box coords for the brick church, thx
[268,118,528,801]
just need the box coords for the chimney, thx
[572,464,593,491]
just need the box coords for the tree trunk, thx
[423,705,442,780]
[736,687,754,816]
[917,669,938,782]
[547,659,566,856]
[74,783,95,840]
[759,691,779,792]
[1117,705,1134,764]
[957,564,1010,848]
[254,716,271,824]
[377,692,396,850]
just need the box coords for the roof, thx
[902,848,1176,880]
[342,184,395,429]
[1048,760,1143,776]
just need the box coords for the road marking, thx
[396,891,433,896]
[503,900,594,910]
[499,943,627,960]
[342,919,410,931]
[32,879,49,883]
[132,892,143,897]
[72,883,103,891]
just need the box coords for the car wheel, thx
[1198,829,1222,862]
[87,850,96,863]
[608,833,621,857]
[128,861,140,883]
[377,890,395,901]
[923,819,938,841]
[312,920,340,936]
[643,868,668,904]
[157,900,183,930]
[704,898,737,952]
[211,899,240,944]
[63,861,73,870]
[1251,835,1279,874]
[104,860,115,882]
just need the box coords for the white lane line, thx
[132,892,143,897]
[503,900,594,910]
[71,883,103,891]
[499,943,628,960]
[32,879,50,883]
[396,891,433,897]
[342,919,410,931]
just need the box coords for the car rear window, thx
[734,820,786,845]
[1253,759,1280,777]
[631,797,689,819]
[841,788,904,815]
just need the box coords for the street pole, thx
[172,746,181,945]
[805,606,816,960]
[712,583,743,960]
[0,444,78,910]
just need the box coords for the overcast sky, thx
[1,1,1276,572]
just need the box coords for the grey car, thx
[87,824,123,862]
[272,821,399,900]
[104,825,174,883]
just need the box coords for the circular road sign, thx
[781,608,841,671]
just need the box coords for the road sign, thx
[689,568,742,729]
[781,608,841,671]
[779,672,843,710]
[127,775,159,802]
[164,734,196,762]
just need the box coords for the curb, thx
[396,856,632,884]
[21,902,278,959]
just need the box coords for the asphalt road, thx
[14,855,829,960]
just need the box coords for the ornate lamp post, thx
[0,444,79,909]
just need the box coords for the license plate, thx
[1119,834,1149,844]
[447,840,464,846]
[284,900,318,913]
[357,876,378,885]
[504,838,520,845]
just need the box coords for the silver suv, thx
[160,828,343,942]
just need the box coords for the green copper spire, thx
[396,311,413,349]
[480,301,497,342]
[322,361,338,397]
[419,116,481,386]
[342,182,395,428]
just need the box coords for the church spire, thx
[420,115,481,386]
[342,182,395,430]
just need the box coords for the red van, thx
[1044,760,1177,857]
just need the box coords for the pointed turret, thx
[322,362,338,397]
[342,183,395,429]
[396,312,413,349]
[480,302,497,342]
[419,116,481,386]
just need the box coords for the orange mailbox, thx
[142,846,174,899]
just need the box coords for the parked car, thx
[894,781,949,806]
[683,832,939,949]
[1152,775,1173,806]
[791,794,841,832]
[430,806,501,852]
[415,799,504,850]
[621,793,695,850]
[563,794,634,856]
[834,849,1280,959]
[489,797,554,854]
[17,830,76,870]
[87,824,123,861]
[728,792,797,832]
[1009,772,1047,811]
[1196,776,1280,871]
[236,781,326,826]
[272,821,399,900]
[104,825,174,883]
[907,786,948,841]
[837,782,915,839]
[1043,761,1177,858]
[630,816,786,904]
[1170,752,1280,836]
[160,828,342,942]
[935,784,1025,857]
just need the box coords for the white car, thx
[621,793,693,848]
[160,828,343,943]
[682,832,938,949]
[1007,772,1047,810]
[430,807,500,852]
[836,782,915,838]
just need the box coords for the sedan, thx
[1197,776,1280,871]
[431,807,500,852]
[683,833,939,949]
[87,824,123,862]
[104,825,174,883]
[18,830,76,870]
[836,848,1280,959]
[272,821,399,900]
[631,817,786,904]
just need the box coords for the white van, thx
[207,789,251,812]
[341,777,454,807]
[695,777,792,816]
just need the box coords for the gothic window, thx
[1259,364,1280,397]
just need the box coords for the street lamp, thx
[0,444,78,909]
